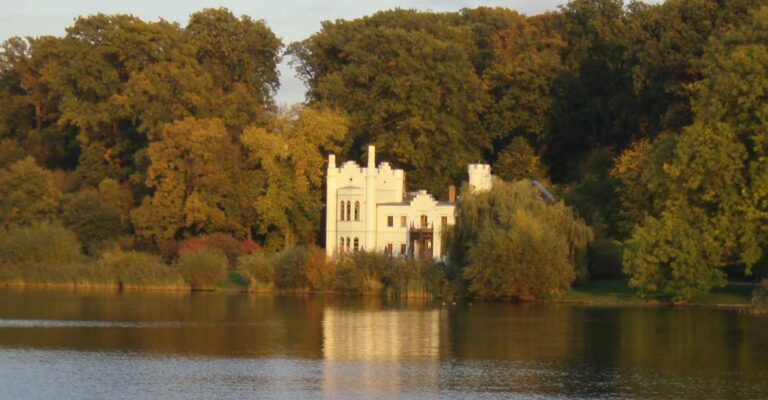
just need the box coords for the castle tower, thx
[468,164,492,192]
[364,145,377,250]
[325,154,338,256]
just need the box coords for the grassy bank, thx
[562,280,755,307]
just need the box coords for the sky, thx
[0,0,646,104]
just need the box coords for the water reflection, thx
[0,288,767,399]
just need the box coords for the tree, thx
[448,179,592,300]
[624,7,768,300]
[483,14,565,147]
[61,188,123,254]
[0,157,59,229]
[131,118,246,244]
[493,137,546,182]
[240,106,348,249]
[289,9,489,195]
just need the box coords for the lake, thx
[0,288,766,399]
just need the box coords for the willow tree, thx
[447,179,592,300]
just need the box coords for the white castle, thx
[325,145,492,259]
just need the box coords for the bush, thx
[272,246,310,290]
[173,233,259,266]
[175,249,228,289]
[238,252,275,291]
[0,221,81,264]
[100,248,183,288]
[303,246,336,291]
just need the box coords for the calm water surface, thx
[0,288,766,399]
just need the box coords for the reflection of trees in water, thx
[2,289,768,399]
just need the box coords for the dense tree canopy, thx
[2,2,768,300]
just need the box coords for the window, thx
[346,237,350,251]
[400,216,407,227]
[340,201,345,221]
[354,201,360,221]
[387,216,394,227]
[346,201,351,221]
[420,215,428,228]
[400,243,407,256]
[441,216,448,228]
[384,243,393,256]
[353,237,359,251]
[339,238,344,253]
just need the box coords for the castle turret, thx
[364,145,377,250]
[468,164,492,192]
[325,154,338,256]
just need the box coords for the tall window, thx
[346,201,351,221]
[339,237,344,253]
[340,201,345,221]
[353,237,359,251]
[354,201,360,221]
[441,216,448,228]
[346,237,351,251]
[400,243,407,256]
[400,216,407,227]
[420,215,428,228]
[387,216,394,227]
[384,243,393,256]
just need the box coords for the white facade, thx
[325,145,491,260]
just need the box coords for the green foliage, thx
[175,249,228,289]
[61,188,124,254]
[0,157,59,229]
[448,180,592,300]
[289,9,493,195]
[0,221,81,264]
[493,137,547,182]
[240,106,349,248]
[624,7,768,301]
[238,252,275,289]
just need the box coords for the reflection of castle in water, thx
[321,306,445,396]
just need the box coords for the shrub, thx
[100,248,183,288]
[334,251,387,294]
[238,252,275,291]
[272,246,310,290]
[175,249,228,289]
[303,246,336,291]
[0,221,81,264]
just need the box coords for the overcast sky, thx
[0,0,658,104]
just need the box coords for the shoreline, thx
[0,280,762,312]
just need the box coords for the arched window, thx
[420,215,428,228]
[353,237,359,251]
[346,201,351,221]
[339,237,344,253]
[346,237,351,251]
[354,201,360,221]
[340,201,345,221]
